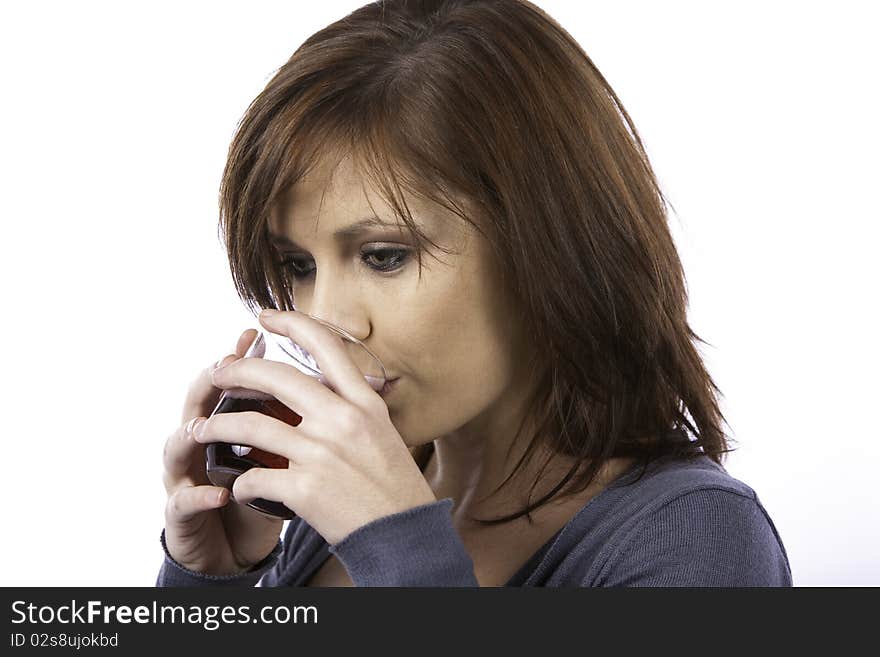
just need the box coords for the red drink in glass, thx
[204,321,387,520]
[206,388,300,519]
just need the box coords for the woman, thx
[157,0,792,587]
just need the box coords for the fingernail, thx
[185,417,200,436]
[213,354,235,373]
[260,309,278,317]
[215,489,227,505]
[192,418,207,440]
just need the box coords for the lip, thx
[378,377,400,396]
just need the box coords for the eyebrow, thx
[267,216,403,247]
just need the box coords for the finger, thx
[235,328,260,358]
[181,356,235,424]
[179,329,257,424]
[232,467,296,509]
[192,410,324,465]
[210,356,344,422]
[258,310,378,407]
[162,416,208,484]
[165,485,229,525]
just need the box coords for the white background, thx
[1,1,877,586]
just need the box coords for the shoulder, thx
[587,455,792,586]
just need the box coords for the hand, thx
[192,309,437,545]
[162,328,284,576]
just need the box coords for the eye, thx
[277,255,314,279]
[277,247,411,280]
[362,248,410,272]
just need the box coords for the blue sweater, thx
[156,453,793,587]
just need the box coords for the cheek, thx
[385,241,519,443]
[389,315,516,444]
[392,352,512,444]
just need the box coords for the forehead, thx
[268,153,466,243]
[269,155,397,234]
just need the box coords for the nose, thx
[297,266,370,342]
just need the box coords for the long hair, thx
[218,0,735,525]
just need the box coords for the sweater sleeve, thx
[596,488,793,587]
[328,497,479,586]
[155,528,283,587]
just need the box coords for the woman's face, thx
[268,153,534,446]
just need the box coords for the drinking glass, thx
[205,316,387,519]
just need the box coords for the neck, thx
[422,383,640,529]
[423,377,569,525]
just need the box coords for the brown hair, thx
[218,0,735,525]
